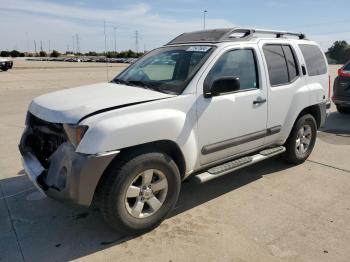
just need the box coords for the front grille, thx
[26,113,67,167]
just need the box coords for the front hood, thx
[29,83,175,123]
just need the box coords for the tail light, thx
[338,68,350,77]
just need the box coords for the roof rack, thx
[165,28,307,45]
[230,28,307,40]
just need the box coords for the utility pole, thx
[25,32,29,53]
[104,20,109,82]
[135,30,139,53]
[203,10,208,30]
[113,27,117,53]
[34,40,37,54]
[40,41,43,52]
[48,40,51,53]
[76,34,80,53]
[72,35,75,54]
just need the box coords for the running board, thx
[194,146,286,183]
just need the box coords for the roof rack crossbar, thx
[227,28,306,40]
[165,28,307,46]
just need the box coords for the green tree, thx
[10,50,20,57]
[50,50,61,57]
[327,41,350,64]
[86,51,98,56]
[0,51,10,57]
[39,51,47,57]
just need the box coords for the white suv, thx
[19,28,331,233]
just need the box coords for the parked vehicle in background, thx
[0,58,13,71]
[19,28,330,234]
[333,61,350,113]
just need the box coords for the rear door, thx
[258,40,309,145]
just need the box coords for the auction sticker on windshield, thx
[186,46,211,52]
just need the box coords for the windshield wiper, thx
[112,79,175,95]
[127,80,173,94]
[111,78,130,85]
[112,79,148,88]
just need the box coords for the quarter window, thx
[206,49,259,91]
[299,44,327,76]
[263,44,299,86]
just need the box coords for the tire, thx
[336,105,350,114]
[1,67,8,71]
[99,151,181,234]
[284,114,317,164]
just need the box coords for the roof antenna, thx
[104,20,109,82]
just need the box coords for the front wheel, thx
[284,114,317,164]
[99,152,181,234]
[1,67,8,71]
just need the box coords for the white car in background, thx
[19,28,331,234]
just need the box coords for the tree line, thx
[0,49,145,58]
[2,41,350,64]
[326,41,350,64]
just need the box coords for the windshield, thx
[112,45,214,95]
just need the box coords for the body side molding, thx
[201,126,282,155]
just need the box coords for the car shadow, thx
[318,111,350,145]
[0,158,293,261]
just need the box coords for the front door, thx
[196,45,268,165]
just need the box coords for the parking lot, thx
[1,61,350,262]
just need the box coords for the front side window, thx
[263,44,299,86]
[113,45,214,95]
[205,49,259,91]
[299,44,327,76]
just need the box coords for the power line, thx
[113,27,117,52]
[104,20,109,82]
[135,30,139,52]
[25,32,29,53]
[72,35,75,53]
[76,34,80,53]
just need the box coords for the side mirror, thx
[205,77,240,97]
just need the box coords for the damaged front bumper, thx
[19,128,119,206]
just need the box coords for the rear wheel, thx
[1,67,8,71]
[336,105,350,114]
[284,114,317,164]
[99,151,181,234]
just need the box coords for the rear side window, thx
[299,44,327,76]
[263,44,299,86]
[282,45,299,81]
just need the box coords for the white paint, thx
[27,37,329,178]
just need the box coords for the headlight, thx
[63,124,88,147]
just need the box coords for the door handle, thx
[253,98,267,105]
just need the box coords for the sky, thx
[0,0,349,53]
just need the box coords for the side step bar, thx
[194,146,286,183]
